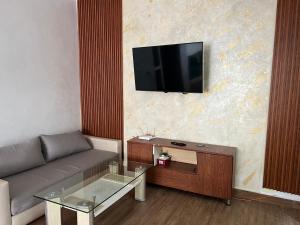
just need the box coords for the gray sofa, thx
[0,131,122,225]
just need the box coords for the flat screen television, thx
[132,42,204,93]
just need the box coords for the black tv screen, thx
[132,42,204,93]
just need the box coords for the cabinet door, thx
[197,153,233,199]
[127,142,153,164]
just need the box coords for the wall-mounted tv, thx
[132,42,204,93]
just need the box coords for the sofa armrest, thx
[0,179,12,225]
[85,136,122,155]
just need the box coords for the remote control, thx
[171,141,186,147]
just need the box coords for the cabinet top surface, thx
[128,137,236,157]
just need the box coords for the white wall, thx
[0,0,81,146]
[124,0,278,194]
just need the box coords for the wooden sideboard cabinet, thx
[127,137,236,205]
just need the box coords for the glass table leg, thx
[77,210,94,225]
[46,202,61,225]
[135,171,146,201]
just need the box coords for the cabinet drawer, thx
[147,166,199,193]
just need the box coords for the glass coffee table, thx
[35,161,152,225]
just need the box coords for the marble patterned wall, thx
[123,0,277,193]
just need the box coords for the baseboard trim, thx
[233,188,300,210]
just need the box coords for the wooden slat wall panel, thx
[77,0,123,140]
[263,0,300,194]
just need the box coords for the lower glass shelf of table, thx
[35,161,152,225]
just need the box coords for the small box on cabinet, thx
[157,154,171,167]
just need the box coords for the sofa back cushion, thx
[40,131,92,162]
[0,138,45,178]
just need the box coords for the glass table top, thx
[34,161,152,213]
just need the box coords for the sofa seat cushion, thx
[4,149,118,216]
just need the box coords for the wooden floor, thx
[29,185,300,225]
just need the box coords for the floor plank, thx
[29,185,300,225]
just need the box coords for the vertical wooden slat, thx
[77,0,123,140]
[263,0,300,195]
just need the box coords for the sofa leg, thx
[46,202,61,225]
